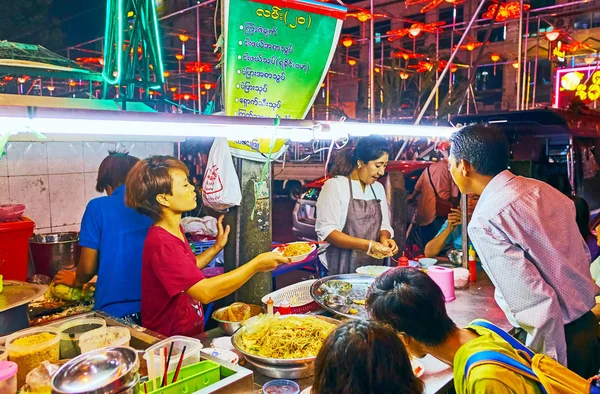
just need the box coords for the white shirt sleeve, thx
[315,179,344,241]
[375,183,394,238]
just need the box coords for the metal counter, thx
[199,270,509,394]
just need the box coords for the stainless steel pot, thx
[29,232,81,277]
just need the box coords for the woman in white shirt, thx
[316,135,398,275]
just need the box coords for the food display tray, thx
[243,356,315,379]
[310,274,376,319]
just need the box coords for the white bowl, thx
[273,242,317,263]
[418,258,438,268]
[356,266,393,276]
[211,336,234,350]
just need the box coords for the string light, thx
[342,37,353,47]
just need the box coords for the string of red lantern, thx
[185,62,213,73]
[391,50,426,60]
[76,57,104,64]
[346,11,387,22]
[453,41,486,52]
[387,21,445,41]
[482,2,531,22]
[406,0,466,14]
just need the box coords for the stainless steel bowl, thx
[231,314,340,367]
[447,249,463,266]
[212,304,265,335]
[51,346,139,394]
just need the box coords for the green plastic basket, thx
[145,360,221,394]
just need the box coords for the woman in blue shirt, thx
[424,195,478,258]
[54,151,152,323]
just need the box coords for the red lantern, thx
[185,62,213,73]
[406,0,466,14]
[482,2,531,22]
[346,11,387,23]
[342,37,353,48]
[387,22,445,42]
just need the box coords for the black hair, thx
[330,135,390,177]
[313,319,424,394]
[569,195,592,239]
[96,150,140,193]
[366,267,457,347]
[449,124,509,177]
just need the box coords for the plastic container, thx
[468,246,477,283]
[397,252,409,267]
[6,326,60,386]
[0,346,6,361]
[0,204,26,222]
[0,218,35,281]
[278,301,291,315]
[263,379,301,394]
[261,279,320,314]
[143,336,203,382]
[145,360,220,394]
[78,326,131,354]
[0,361,18,394]
[58,317,106,359]
[427,266,456,302]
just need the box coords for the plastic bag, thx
[19,361,59,394]
[181,216,218,236]
[202,138,242,212]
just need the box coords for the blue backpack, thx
[465,320,600,394]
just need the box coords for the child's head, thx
[313,319,423,394]
[96,150,140,195]
[125,155,196,221]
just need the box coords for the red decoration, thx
[185,62,213,73]
[560,40,593,53]
[3,76,14,81]
[346,11,387,22]
[391,49,425,60]
[453,41,486,51]
[408,61,434,73]
[482,2,531,22]
[406,0,466,13]
[387,21,445,42]
[76,57,103,64]
[174,93,198,101]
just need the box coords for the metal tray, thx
[0,281,47,312]
[243,356,314,379]
[231,314,340,367]
[310,274,376,319]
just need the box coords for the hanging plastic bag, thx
[202,137,242,211]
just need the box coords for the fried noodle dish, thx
[239,315,336,359]
[282,243,312,257]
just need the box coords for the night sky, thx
[51,0,107,51]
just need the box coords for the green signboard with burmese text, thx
[223,0,346,121]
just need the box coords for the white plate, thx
[355,266,393,276]
[273,242,317,263]
[411,358,425,378]
[300,387,312,394]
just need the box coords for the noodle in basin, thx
[239,315,336,359]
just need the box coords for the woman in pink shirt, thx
[126,155,289,337]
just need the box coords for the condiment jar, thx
[267,297,274,316]
[278,300,292,315]
[0,361,18,394]
[468,246,477,283]
[397,252,409,267]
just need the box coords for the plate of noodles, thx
[273,242,317,263]
[231,314,340,366]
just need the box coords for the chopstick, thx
[162,342,174,388]
[161,345,170,388]
[172,345,187,384]
[158,348,165,388]
[144,382,148,394]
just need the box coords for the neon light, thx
[150,0,166,85]
[554,65,599,108]
[102,0,124,85]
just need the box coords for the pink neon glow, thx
[554,65,597,108]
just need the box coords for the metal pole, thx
[516,0,524,111]
[196,7,202,113]
[369,0,375,123]
[467,51,472,115]
[532,16,541,109]
[435,30,439,120]
[521,10,530,111]
[526,61,532,109]
[415,0,488,125]
[380,40,384,123]
[326,72,330,121]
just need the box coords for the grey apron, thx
[325,177,384,275]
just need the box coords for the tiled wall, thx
[0,141,175,234]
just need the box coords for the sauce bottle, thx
[279,300,292,315]
[266,297,274,316]
[468,246,477,283]
[398,252,409,267]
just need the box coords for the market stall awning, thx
[0,41,103,81]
